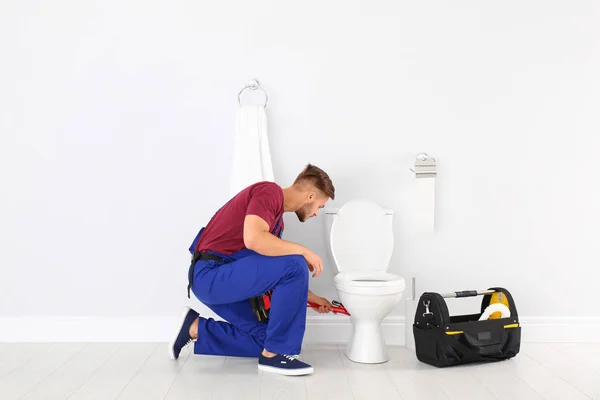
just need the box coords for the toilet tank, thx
[324,206,394,271]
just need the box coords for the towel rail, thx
[238,79,268,108]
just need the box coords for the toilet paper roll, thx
[479,303,511,321]
[414,176,435,232]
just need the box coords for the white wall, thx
[1,0,599,340]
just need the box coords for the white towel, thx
[229,105,274,198]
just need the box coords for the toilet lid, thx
[330,199,394,272]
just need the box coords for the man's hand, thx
[308,291,333,313]
[302,249,323,277]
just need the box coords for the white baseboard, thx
[0,316,599,343]
[517,317,600,343]
[304,316,406,345]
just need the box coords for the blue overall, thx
[188,217,309,357]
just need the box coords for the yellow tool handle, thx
[445,323,519,335]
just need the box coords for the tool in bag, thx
[412,287,520,368]
[307,300,350,316]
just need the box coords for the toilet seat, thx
[329,199,394,274]
[335,272,405,296]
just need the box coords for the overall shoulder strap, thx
[189,227,205,254]
[272,216,284,238]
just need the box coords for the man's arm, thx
[244,214,324,277]
[243,215,306,256]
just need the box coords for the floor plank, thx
[115,343,188,400]
[500,347,591,400]
[67,342,158,400]
[212,357,262,400]
[0,343,52,381]
[303,344,355,400]
[467,359,545,400]
[430,364,498,400]
[163,350,225,400]
[21,343,121,400]
[260,361,307,400]
[550,343,600,375]
[338,345,401,400]
[522,343,600,400]
[385,346,450,400]
[0,343,84,400]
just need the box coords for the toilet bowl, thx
[326,200,405,364]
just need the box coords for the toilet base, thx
[344,320,389,364]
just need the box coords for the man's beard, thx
[295,205,311,222]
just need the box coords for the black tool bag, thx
[412,287,521,368]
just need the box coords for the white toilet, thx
[325,199,406,364]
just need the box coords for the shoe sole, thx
[168,306,193,360]
[258,364,314,376]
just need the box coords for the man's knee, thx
[282,255,309,281]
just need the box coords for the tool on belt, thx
[249,289,273,322]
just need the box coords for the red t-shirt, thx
[196,181,285,255]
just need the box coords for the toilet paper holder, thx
[409,153,436,178]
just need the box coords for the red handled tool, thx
[307,300,350,316]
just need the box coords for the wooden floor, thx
[0,342,599,399]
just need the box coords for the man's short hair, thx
[294,163,335,200]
